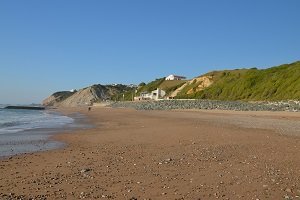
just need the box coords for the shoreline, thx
[0,108,90,160]
[1,107,300,199]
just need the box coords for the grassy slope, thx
[96,79,186,101]
[51,91,75,102]
[177,61,300,101]
[137,78,187,96]
[137,78,166,94]
[108,85,137,101]
[159,80,187,94]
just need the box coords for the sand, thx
[0,107,300,199]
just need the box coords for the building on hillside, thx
[140,91,152,99]
[128,84,138,88]
[165,74,186,81]
[150,88,166,100]
[134,88,166,101]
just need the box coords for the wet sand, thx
[0,107,300,199]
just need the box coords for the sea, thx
[0,105,79,158]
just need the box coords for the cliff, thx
[176,61,300,101]
[43,84,135,107]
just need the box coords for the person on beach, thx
[88,107,91,111]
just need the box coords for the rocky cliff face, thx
[42,91,75,107]
[169,76,213,98]
[173,61,300,100]
[43,84,134,107]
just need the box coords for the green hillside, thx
[137,78,186,95]
[177,61,300,101]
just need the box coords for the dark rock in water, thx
[4,106,45,110]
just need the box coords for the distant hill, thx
[43,61,300,107]
[176,61,300,101]
[43,84,135,107]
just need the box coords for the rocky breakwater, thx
[110,100,300,112]
[4,106,45,110]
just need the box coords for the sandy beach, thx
[1,107,300,199]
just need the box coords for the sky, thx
[0,0,300,104]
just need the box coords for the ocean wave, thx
[0,109,74,135]
[0,121,26,128]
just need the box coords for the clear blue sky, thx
[0,0,299,104]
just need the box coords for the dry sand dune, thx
[0,108,300,199]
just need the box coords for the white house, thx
[140,91,152,99]
[128,84,138,88]
[150,88,166,100]
[165,74,186,81]
[135,88,166,101]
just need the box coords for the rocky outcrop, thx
[186,76,213,94]
[56,85,109,107]
[43,84,134,107]
[169,76,213,97]
[42,91,75,107]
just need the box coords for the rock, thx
[263,185,268,188]
[110,100,300,112]
[80,168,91,173]
[285,188,292,193]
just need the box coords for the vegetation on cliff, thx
[177,61,300,101]
[137,78,186,96]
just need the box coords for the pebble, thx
[285,188,292,193]
[80,168,91,173]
